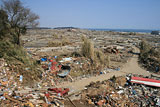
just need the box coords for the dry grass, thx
[62,38,71,46]
[81,36,94,61]
[95,50,105,64]
[139,40,160,71]
[81,36,110,67]
[48,40,62,47]
[94,50,110,69]
[48,38,71,47]
[52,33,59,39]
[0,41,42,84]
[105,55,110,67]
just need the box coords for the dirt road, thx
[121,47,150,76]
[56,47,154,94]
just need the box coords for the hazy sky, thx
[1,0,160,29]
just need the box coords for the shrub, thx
[81,36,110,67]
[95,50,105,65]
[48,41,62,47]
[0,41,35,65]
[48,38,71,47]
[105,55,110,67]
[52,34,59,38]
[139,40,160,72]
[62,38,71,46]
[81,36,94,61]
[0,40,42,83]
[94,50,110,67]
[70,51,82,57]
[140,40,151,53]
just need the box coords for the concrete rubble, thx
[65,75,160,107]
[1,56,160,106]
[0,58,68,106]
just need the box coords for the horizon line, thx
[36,26,160,31]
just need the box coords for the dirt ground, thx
[55,47,160,95]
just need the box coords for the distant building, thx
[151,31,160,35]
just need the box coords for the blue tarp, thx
[115,68,120,71]
[100,72,103,74]
[54,56,57,59]
[41,58,47,61]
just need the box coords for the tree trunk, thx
[17,33,20,45]
[17,28,21,46]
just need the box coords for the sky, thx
[1,0,160,30]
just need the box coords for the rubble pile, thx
[24,55,94,88]
[0,58,24,94]
[1,51,160,106]
[0,87,71,106]
[70,75,160,107]
[0,57,69,106]
[38,55,122,88]
[1,56,160,107]
[0,58,70,106]
[38,55,106,87]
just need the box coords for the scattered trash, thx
[1,49,158,106]
[19,75,23,82]
[41,57,47,62]
[69,75,160,107]
[59,57,72,62]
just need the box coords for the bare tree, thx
[0,9,9,39]
[1,0,39,45]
